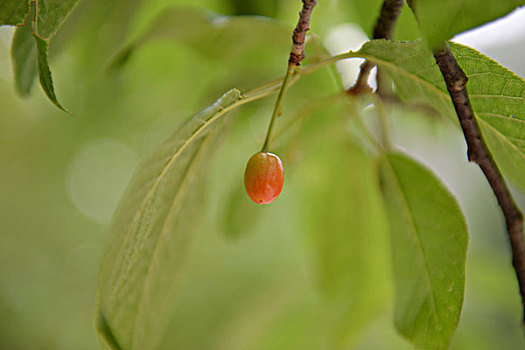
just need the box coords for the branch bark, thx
[434,46,525,323]
[289,0,317,66]
[348,0,404,95]
[373,0,405,40]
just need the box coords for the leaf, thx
[379,153,468,350]
[11,21,37,96]
[8,1,73,111]
[296,138,390,347]
[1,0,79,37]
[350,40,454,118]
[110,7,290,70]
[0,0,29,26]
[349,40,525,191]
[450,44,525,193]
[33,34,69,113]
[35,0,81,38]
[95,89,246,350]
[411,0,525,49]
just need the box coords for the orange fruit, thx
[244,152,284,204]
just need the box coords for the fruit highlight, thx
[244,152,284,204]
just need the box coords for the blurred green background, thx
[1,0,525,349]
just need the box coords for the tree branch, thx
[289,0,317,66]
[434,46,525,323]
[348,0,404,95]
[373,0,405,40]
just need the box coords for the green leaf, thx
[350,40,454,118]
[33,34,69,113]
[449,44,525,193]
[298,140,391,347]
[110,7,290,70]
[412,0,525,49]
[95,89,246,350]
[379,153,468,350]
[0,0,79,36]
[11,22,37,96]
[0,0,29,26]
[8,1,76,111]
[349,40,525,191]
[35,0,81,38]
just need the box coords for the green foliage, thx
[298,138,390,347]
[4,0,78,111]
[11,17,68,112]
[34,34,69,113]
[0,0,80,37]
[350,40,525,191]
[2,1,525,349]
[11,22,37,95]
[350,40,454,116]
[96,90,243,349]
[412,0,525,49]
[34,0,81,38]
[110,7,290,70]
[450,44,525,194]
[380,153,468,349]
[0,0,29,26]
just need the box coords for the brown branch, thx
[373,0,405,40]
[289,0,317,66]
[434,46,525,323]
[349,61,375,95]
[348,0,404,95]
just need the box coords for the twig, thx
[289,0,317,67]
[347,0,404,95]
[348,61,375,95]
[373,0,405,40]
[434,46,525,324]
[261,0,317,152]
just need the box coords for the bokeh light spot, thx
[66,139,139,224]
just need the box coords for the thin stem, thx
[241,52,362,106]
[261,65,295,152]
[300,52,354,75]
[242,73,300,103]
[434,45,525,324]
[261,0,317,152]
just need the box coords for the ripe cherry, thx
[244,152,284,204]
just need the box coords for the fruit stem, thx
[261,63,296,152]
